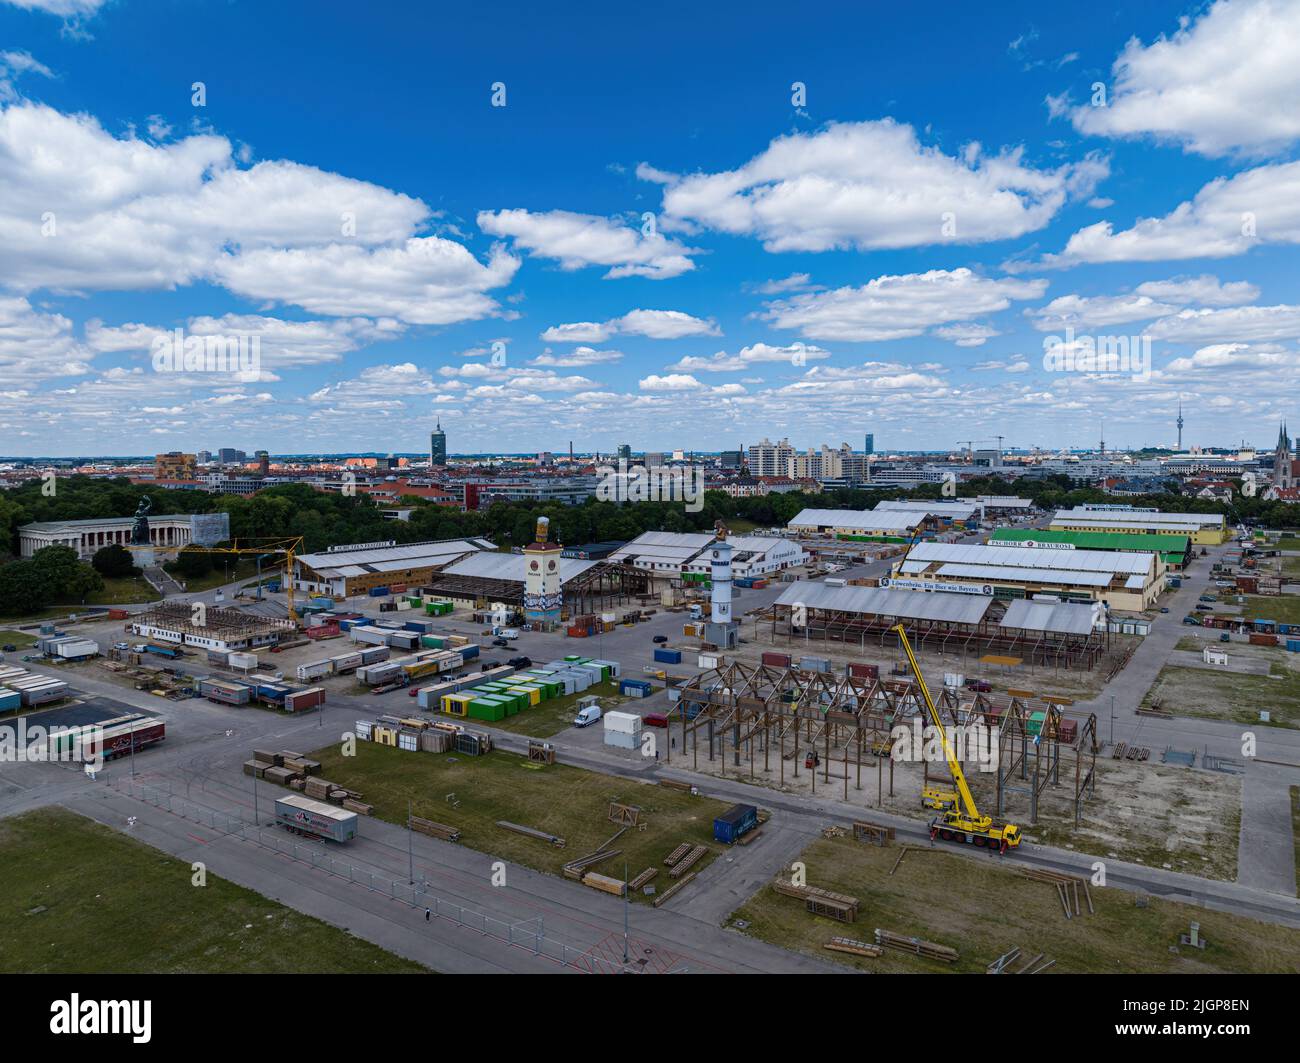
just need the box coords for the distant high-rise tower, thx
[430,420,447,467]
[864,433,874,456]
[1176,400,1184,451]
[617,443,632,462]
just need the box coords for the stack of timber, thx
[652,871,696,908]
[663,842,691,866]
[561,848,621,879]
[409,815,461,842]
[628,867,658,891]
[873,928,958,963]
[824,937,883,958]
[668,845,707,878]
[771,880,861,922]
[581,872,626,897]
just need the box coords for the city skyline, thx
[3,1,1300,456]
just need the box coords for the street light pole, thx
[408,798,415,885]
[623,854,630,966]
[1110,694,1115,746]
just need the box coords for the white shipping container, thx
[355,719,373,739]
[603,730,640,750]
[297,660,334,681]
[229,652,258,671]
[603,710,642,735]
[698,653,720,669]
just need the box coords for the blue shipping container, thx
[368,586,389,598]
[653,648,682,665]
[1287,639,1300,652]
[713,803,758,844]
[460,644,480,660]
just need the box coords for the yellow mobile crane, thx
[177,536,306,623]
[891,623,1021,853]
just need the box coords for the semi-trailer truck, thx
[273,795,357,843]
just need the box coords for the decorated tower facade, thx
[702,520,740,649]
[523,516,563,629]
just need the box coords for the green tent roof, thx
[990,527,1189,561]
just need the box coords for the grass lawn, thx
[1274,536,1300,552]
[0,629,37,648]
[308,741,728,902]
[1142,662,1300,729]
[0,807,428,973]
[730,835,1300,973]
[1240,595,1300,627]
[167,558,260,594]
[0,575,161,622]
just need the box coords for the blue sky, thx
[2,0,1299,457]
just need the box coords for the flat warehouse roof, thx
[440,551,599,583]
[774,580,992,624]
[1052,508,1223,528]
[905,541,1154,576]
[999,599,1100,635]
[789,508,921,532]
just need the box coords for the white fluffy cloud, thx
[1036,159,1300,266]
[643,119,1106,252]
[761,268,1046,342]
[477,209,697,279]
[668,342,829,372]
[540,308,719,343]
[1146,304,1300,344]
[933,323,1001,347]
[638,373,702,391]
[2,1,108,14]
[1026,294,1176,331]
[0,102,517,325]
[1066,0,1300,157]
[529,346,623,367]
[1133,274,1259,307]
[0,295,93,378]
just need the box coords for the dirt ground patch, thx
[729,835,1299,973]
[668,725,1242,880]
[1142,652,1300,730]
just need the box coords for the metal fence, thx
[108,777,627,973]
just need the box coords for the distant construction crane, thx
[178,536,306,623]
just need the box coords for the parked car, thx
[1220,633,1231,643]
[1159,607,1170,614]
[963,678,991,693]
[1195,603,1214,611]
[652,635,668,644]
[508,656,532,669]
[643,712,669,729]
[480,660,500,671]
[408,687,420,697]
[1,644,16,652]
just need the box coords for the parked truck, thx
[273,795,357,843]
[143,643,183,659]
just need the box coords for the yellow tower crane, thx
[176,536,306,624]
[891,623,1021,853]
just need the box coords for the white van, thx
[573,705,602,728]
[688,604,704,620]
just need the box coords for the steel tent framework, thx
[670,660,1098,826]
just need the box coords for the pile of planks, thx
[852,821,895,846]
[581,872,626,897]
[824,937,882,958]
[409,815,460,842]
[498,820,565,847]
[873,928,958,964]
[1022,868,1094,919]
[668,845,707,878]
[527,740,556,764]
[658,778,695,794]
[304,776,359,805]
[652,871,696,908]
[562,849,621,879]
[1111,741,1150,762]
[342,798,373,815]
[663,842,691,866]
[772,880,860,922]
[628,867,657,891]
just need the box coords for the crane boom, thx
[894,623,981,822]
[891,623,1021,851]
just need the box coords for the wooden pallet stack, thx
[668,845,707,878]
[824,937,882,958]
[409,816,461,842]
[581,872,626,897]
[628,867,657,891]
[771,880,861,922]
[873,928,958,963]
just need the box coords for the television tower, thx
[1176,399,1184,451]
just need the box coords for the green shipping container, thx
[1027,711,1046,736]
[467,698,506,722]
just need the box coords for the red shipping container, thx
[848,662,879,679]
[107,608,128,620]
[1249,634,1278,646]
[390,583,408,593]
[1058,719,1078,744]
[761,652,792,667]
